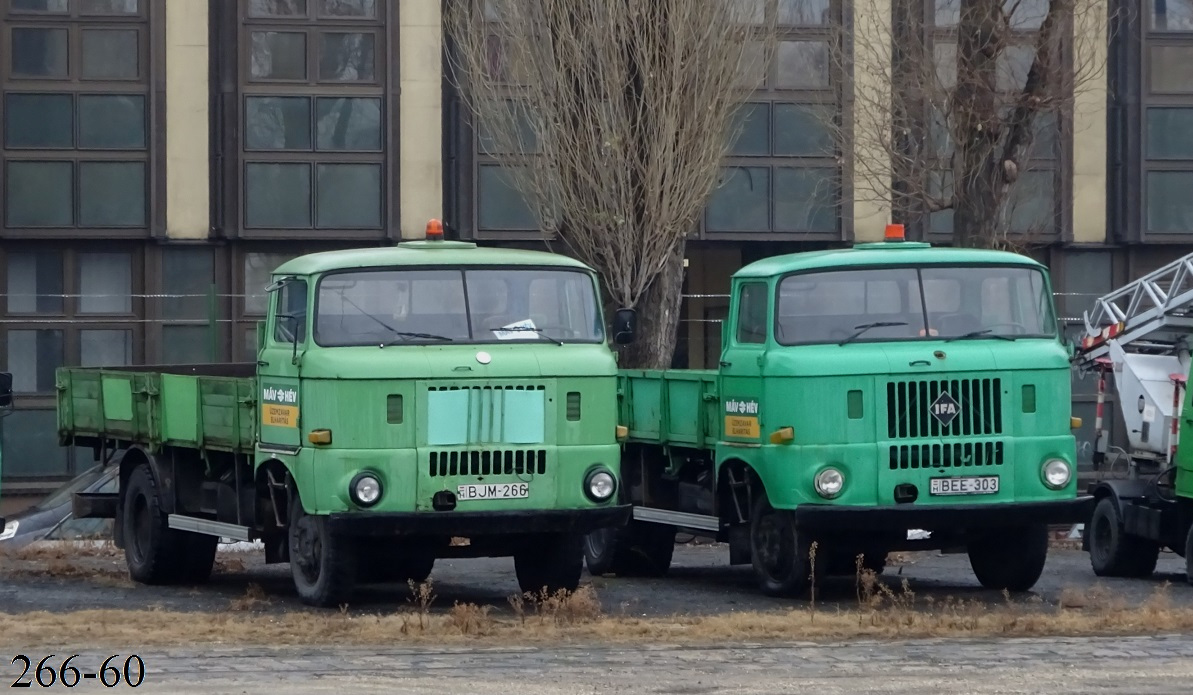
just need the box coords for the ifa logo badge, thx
[930,392,961,426]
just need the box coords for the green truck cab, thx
[586,231,1092,596]
[59,227,632,606]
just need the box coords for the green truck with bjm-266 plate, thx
[57,222,634,607]
[584,226,1095,596]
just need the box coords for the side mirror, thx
[612,308,637,345]
[0,372,13,416]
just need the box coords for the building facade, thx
[0,0,1181,501]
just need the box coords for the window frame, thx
[219,0,399,241]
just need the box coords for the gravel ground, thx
[1,540,1190,616]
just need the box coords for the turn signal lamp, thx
[615,425,629,441]
[426,218,444,240]
[885,223,905,242]
[308,429,332,445]
[769,427,795,444]
[1070,417,1083,429]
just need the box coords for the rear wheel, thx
[584,522,676,577]
[1184,523,1193,586]
[123,463,187,584]
[288,495,357,607]
[749,493,821,597]
[968,524,1048,592]
[177,533,219,584]
[1088,497,1159,578]
[515,533,583,595]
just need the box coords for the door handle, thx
[257,360,269,367]
[454,366,473,372]
[719,361,732,367]
[909,360,931,367]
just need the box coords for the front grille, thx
[428,449,547,477]
[886,378,1003,439]
[889,441,1005,470]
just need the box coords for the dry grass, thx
[3,577,1192,650]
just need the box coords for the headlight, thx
[350,473,382,507]
[585,469,616,502]
[814,467,844,499]
[1042,459,1071,490]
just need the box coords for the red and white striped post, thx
[1092,358,1110,470]
[1170,372,1187,466]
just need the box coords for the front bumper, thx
[792,496,1094,532]
[327,504,632,537]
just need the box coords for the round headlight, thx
[1042,459,1071,490]
[351,473,382,506]
[814,467,845,499]
[585,469,616,502]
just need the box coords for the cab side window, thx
[736,283,769,344]
[274,279,308,343]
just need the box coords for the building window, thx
[706,0,841,237]
[1141,1,1193,236]
[920,0,1063,239]
[0,242,141,478]
[1,0,151,236]
[235,0,390,235]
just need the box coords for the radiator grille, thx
[886,378,1003,439]
[889,441,1005,470]
[428,449,547,477]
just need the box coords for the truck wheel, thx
[177,533,219,584]
[515,533,583,595]
[1089,497,1160,578]
[122,463,185,584]
[1184,523,1193,586]
[749,494,821,597]
[584,522,676,577]
[288,498,357,607]
[967,524,1048,592]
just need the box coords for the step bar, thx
[168,514,252,541]
[632,506,721,532]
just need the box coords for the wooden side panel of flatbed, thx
[617,370,720,450]
[56,364,257,454]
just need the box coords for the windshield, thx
[313,267,604,346]
[775,265,1055,345]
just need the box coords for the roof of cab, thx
[733,241,1046,279]
[271,240,594,276]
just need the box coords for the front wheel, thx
[515,533,583,595]
[749,493,822,597]
[967,524,1048,592]
[288,496,357,607]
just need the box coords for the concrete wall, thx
[851,0,893,242]
[165,0,211,240]
[398,0,444,239]
[1071,1,1109,244]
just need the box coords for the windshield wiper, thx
[380,331,454,348]
[945,329,1016,342]
[491,326,563,346]
[839,321,908,346]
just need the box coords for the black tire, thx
[967,524,1049,592]
[123,463,186,584]
[1184,523,1193,586]
[177,532,219,584]
[515,533,583,595]
[288,495,357,607]
[749,493,822,597]
[1088,497,1160,578]
[584,521,676,577]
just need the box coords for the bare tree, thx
[445,0,776,367]
[844,0,1108,249]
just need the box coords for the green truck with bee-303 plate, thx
[584,228,1094,596]
[57,224,633,607]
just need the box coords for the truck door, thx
[719,281,769,444]
[258,277,307,453]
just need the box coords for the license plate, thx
[457,483,530,501]
[929,476,999,496]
